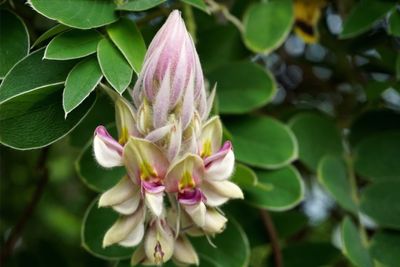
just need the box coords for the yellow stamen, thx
[118,126,129,145]
[201,140,212,158]
[140,161,158,181]
[178,171,195,191]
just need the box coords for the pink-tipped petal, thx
[93,126,123,168]
[205,148,235,181]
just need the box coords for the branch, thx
[260,210,283,267]
[205,0,245,33]
[0,147,50,266]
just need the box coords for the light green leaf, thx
[0,9,29,78]
[207,62,276,114]
[181,0,208,12]
[63,57,103,115]
[243,0,294,54]
[360,181,400,230]
[225,116,298,169]
[44,29,102,60]
[32,24,70,48]
[340,0,395,39]
[354,132,400,181]
[0,48,76,104]
[29,0,118,29]
[116,0,166,11]
[370,231,400,267]
[388,10,400,37]
[317,155,358,214]
[244,165,304,211]
[81,198,134,260]
[289,112,343,171]
[0,85,96,150]
[231,163,258,189]
[191,218,250,267]
[107,18,146,74]
[341,217,373,267]
[97,39,133,94]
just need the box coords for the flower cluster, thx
[93,10,243,266]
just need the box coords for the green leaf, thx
[243,0,294,54]
[370,231,400,267]
[230,163,258,189]
[32,24,70,48]
[207,62,276,114]
[289,112,343,172]
[97,39,133,94]
[341,217,373,267]
[29,0,118,29]
[191,218,250,267]
[181,0,208,12]
[354,132,400,181]
[81,198,134,260]
[340,0,395,39]
[0,48,76,104]
[360,181,400,230]
[0,9,29,78]
[271,211,308,239]
[0,85,96,150]
[76,138,126,192]
[317,155,358,214]
[63,57,103,115]
[388,10,400,37]
[225,116,298,169]
[44,29,102,60]
[107,18,146,74]
[116,0,166,11]
[244,165,304,211]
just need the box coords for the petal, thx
[113,194,141,215]
[201,182,229,207]
[145,191,164,217]
[144,220,175,264]
[131,244,147,266]
[199,116,223,158]
[118,222,145,247]
[145,124,173,143]
[203,208,227,234]
[173,235,199,266]
[202,180,243,207]
[167,120,182,161]
[181,71,195,130]
[202,84,216,121]
[93,126,123,168]
[204,140,232,166]
[98,176,138,207]
[153,69,171,128]
[183,201,206,227]
[115,97,139,143]
[205,149,235,181]
[165,154,204,192]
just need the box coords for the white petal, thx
[118,222,145,247]
[201,182,229,207]
[204,180,244,200]
[173,236,199,266]
[93,135,123,168]
[145,124,173,143]
[99,176,138,207]
[183,202,206,227]
[205,150,235,181]
[113,194,141,215]
[144,220,175,264]
[203,209,227,234]
[145,192,164,217]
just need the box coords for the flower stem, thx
[260,210,282,267]
[205,0,245,33]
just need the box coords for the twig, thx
[205,0,245,33]
[0,147,50,266]
[260,210,283,267]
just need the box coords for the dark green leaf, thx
[116,0,166,11]
[45,29,102,60]
[225,116,298,169]
[0,9,29,78]
[181,0,208,12]
[97,39,133,94]
[63,57,103,115]
[29,0,118,29]
[230,163,258,189]
[388,10,400,37]
[370,231,400,267]
[32,24,70,48]
[207,62,276,114]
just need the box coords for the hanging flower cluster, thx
[93,10,243,266]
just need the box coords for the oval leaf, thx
[225,116,298,169]
[32,24,70,48]
[116,0,166,11]
[243,0,294,54]
[45,29,102,60]
[29,0,118,29]
[370,231,400,267]
[0,9,29,78]
[289,112,343,171]
[388,10,400,37]
[181,0,208,12]
[63,57,103,115]
[208,62,276,114]
[230,163,258,189]
[97,39,133,94]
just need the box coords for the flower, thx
[92,9,243,266]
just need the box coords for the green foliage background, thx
[0,0,399,266]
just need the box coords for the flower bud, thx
[144,219,175,264]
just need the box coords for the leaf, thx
[207,62,276,114]
[63,57,103,115]
[340,0,395,39]
[244,165,304,211]
[270,211,308,239]
[0,9,29,78]
[97,39,133,94]
[181,0,208,12]
[81,198,134,260]
[317,155,358,214]
[370,231,400,267]
[107,18,146,74]
[225,116,298,169]
[243,0,294,54]
[29,0,118,29]
[388,10,400,37]
[360,181,400,230]
[32,24,70,48]
[341,217,373,267]
[44,29,102,60]
[0,48,76,104]
[289,112,343,171]
[116,0,166,11]
[0,85,96,150]
[230,163,258,189]
[354,132,400,181]
[191,218,250,267]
